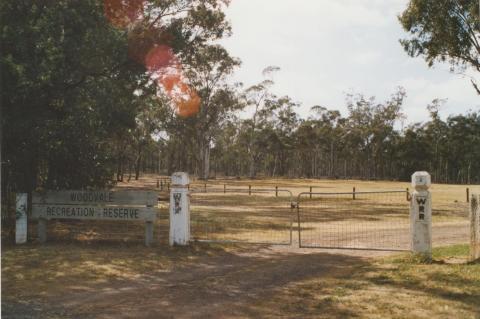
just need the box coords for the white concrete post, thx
[169,172,190,246]
[410,171,432,258]
[15,193,28,244]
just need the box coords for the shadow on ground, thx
[2,242,479,318]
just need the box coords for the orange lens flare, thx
[145,45,178,72]
[104,0,200,117]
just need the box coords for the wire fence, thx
[190,188,294,245]
[297,191,410,251]
[3,181,476,249]
[431,197,470,248]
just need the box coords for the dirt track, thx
[2,244,369,319]
[1,222,472,319]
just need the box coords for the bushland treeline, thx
[2,0,479,195]
[157,89,480,184]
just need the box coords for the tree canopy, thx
[1,0,479,196]
[399,0,480,93]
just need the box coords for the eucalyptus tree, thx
[399,0,480,94]
[243,66,280,178]
[1,0,235,192]
[1,0,137,191]
[344,88,406,179]
[183,45,241,180]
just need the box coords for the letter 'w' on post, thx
[169,172,190,246]
[410,171,432,259]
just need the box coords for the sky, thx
[220,0,479,123]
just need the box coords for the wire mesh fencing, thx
[297,191,410,251]
[190,188,294,245]
[431,196,470,248]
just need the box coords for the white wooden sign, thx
[32,190,158,246]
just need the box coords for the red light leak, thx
[104,0,200,117]
[104,0,144,29]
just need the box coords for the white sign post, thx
[15,193,28,244]
[169,172,190,246]
[410,171,432,259]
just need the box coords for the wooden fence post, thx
[275,186,278,197]
[38,218,47,243]
[145,221,153,247]
[224,184,226,193]
[249,185,251,195]
[467,188,470,203]
[156,179,159,188]
[470,194,480,261]
[353,187,356,200]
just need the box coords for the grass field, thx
[116,175,478,249]
[3,175,479,318]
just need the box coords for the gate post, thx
[410,171,432,259]
[15,193,28,244]
[470,194,480,261]
[169,172,190,246]
[38,218,47,243]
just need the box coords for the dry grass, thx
[251,244,480,319]
[1,242,232,299]
[120,174,479,216]
[2,242,479,318]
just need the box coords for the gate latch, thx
[291,202,298,209]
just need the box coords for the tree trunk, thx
[135,144,143,180]
[203,144,210,180]
[198,139,210,180]
[249,152,256,179]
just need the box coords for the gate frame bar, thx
[296,190,411,251]
[190,188,295,245]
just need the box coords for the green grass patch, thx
[432,244,470,259]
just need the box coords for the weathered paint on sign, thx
[32,205,156,221]
[32,190,157,206]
